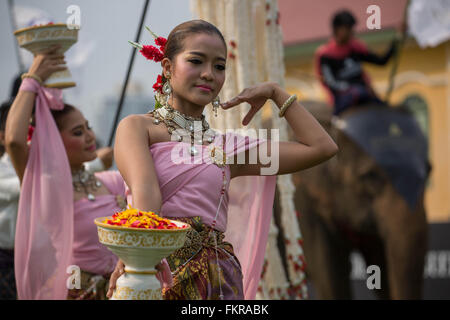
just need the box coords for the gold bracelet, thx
[21,73,43,86]
[278,94,297,117]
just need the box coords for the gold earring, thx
[212,96,220,117]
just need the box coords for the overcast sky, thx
[0,0,192,143]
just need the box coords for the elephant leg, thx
[375,190,428,299]
[298,208,352,299]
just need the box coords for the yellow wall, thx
[284,40,450,222]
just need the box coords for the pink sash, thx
[14,78,73,300]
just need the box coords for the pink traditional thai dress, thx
[127,133,277,300]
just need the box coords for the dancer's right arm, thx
[114,115,162,213]
[5,90,34,182]
[5,46,65,182]
[109,115,163,298]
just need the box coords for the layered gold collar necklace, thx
[149,105,216,156]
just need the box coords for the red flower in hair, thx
[155,37,167,51]
[152,74,163,93]
[153,50,164,62]
[129,29,169,98]
[140,45,164,62]
[131,28,167,63]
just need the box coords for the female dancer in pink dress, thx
[5,48,129,300]
[108,20,338,300]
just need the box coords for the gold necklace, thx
[149,105,216,156]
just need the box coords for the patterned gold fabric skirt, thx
[163,216,244,300]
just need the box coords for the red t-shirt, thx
[315,38,374,105]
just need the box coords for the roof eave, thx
[284,28,400,63]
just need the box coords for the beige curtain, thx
[190,0,307,299]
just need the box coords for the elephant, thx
[278,100,430,300]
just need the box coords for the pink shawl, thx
[14,78,73,300]
[223,133,276,299]
[225,175,276,299]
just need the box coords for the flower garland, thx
[263,0,308,299]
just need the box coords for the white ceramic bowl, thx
[94,217,190,300]
[94,217,190,273]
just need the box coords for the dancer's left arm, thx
[221,82,338,177]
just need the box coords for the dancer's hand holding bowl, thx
[27,45,67,83]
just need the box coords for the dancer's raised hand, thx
[28,45,67,82]
[221,82,277,126]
